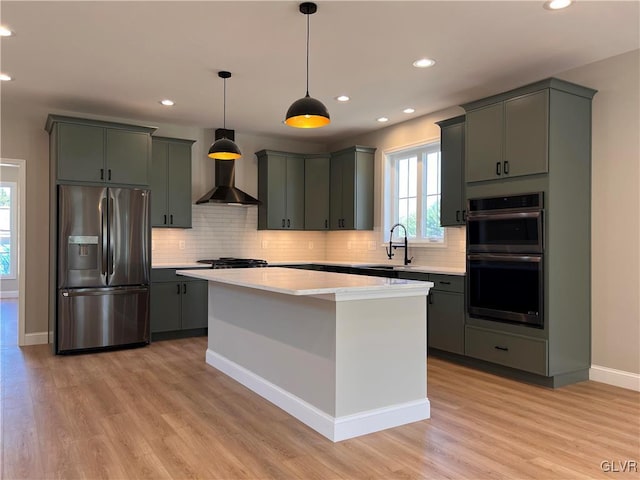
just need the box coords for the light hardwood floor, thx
[1,335,638,479]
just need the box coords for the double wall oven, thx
[466,192,544,328]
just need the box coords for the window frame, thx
[382,140,447,247]
[0,181,17,279]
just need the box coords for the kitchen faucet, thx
[386,223,413,266]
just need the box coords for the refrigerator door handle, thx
[61,286,149,297]
[108,196,115,281]
[101,196,108,278]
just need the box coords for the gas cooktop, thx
[196,258,268,269]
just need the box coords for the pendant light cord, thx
[223,77,227,129]
[306,12,310,97]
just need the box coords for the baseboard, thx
[206,349,430,442]
[590,365,640,391]
[23,332,48,346]
[0,290,18,299]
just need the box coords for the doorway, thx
[0,159,26,347]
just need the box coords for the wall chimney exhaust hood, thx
[196,129,261,206]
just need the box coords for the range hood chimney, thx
[195,129,261,206]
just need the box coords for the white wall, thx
[556,50,640,375]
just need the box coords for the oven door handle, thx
[466,211,541,221]
[467,254,542,263]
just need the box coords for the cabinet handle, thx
[496,162,501,176]
[456,210,460,222]
[170,214,173,225]
[503,161,509,174]
[176,284,180,294]
[462,210,467,222]
[183,283,187,294]
[287,219,290,228]
[100,168,104,180]
[282,219,285,228]
[494,345,509,352]
[325,219,328,229]
[428,294,433,305]
[108,169,112,181]
[164,214,167,225]
[439,281,451,285]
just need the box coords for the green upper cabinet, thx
[463,83,569,183]
[304,155,331,230]
[329,146,375,230]
[150,137,195,228]
[436,115,466,226]
[504,90,549,178]
[256,150,305,230]
[45,115,156,186]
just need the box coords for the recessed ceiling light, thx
[403,108,415,114]
[0,26,13,37]
[336,95,350,102]
[377,117,389,123]
[412,58,436,68]
[160,99,175,106]
[544,0,572,10]
[0,73,13,81]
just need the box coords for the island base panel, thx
[205,283,430,441]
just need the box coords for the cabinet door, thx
[285,157,305,229]
[150,282,181,332]
[106,129,150,185]
[329,156,344,229]
[266,154,288,229]
[428,290,465,355]
[150,140,169,227]
[305,156,330,230]
[57,123,105,182]
[440,122,465,226]
[181,280,208,329]
[340,155,356,229]
[167,142,192,228]
[504,90,549,178]
[466,103,503,183]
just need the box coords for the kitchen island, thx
[177,267,433,442]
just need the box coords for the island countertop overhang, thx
[177,267,433,301]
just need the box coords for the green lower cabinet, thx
[150,270,207,337]
[180,280,208,329]
[150,282,182,332]
[427,274,465,355]
[428,290,465,355]
[465,325,548,376]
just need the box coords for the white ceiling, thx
[1,1,638,142]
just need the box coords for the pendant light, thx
[208,71,242,160]
[285,2,330,129]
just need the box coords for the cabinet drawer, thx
[430,274,464,293]
[465,326,548,375]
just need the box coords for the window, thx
[383,141,444,244]
[0,182,17,278]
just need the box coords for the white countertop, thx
[269,261,466,276]
[152,262,211,269]
[177,267,433,298]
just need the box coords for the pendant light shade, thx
[208,71,242,160]
[285,2,330,129]
[208,137,241,160]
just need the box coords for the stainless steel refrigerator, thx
[57,185,150,353]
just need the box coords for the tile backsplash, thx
[152,205,466,268]
[151,205,327,264]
